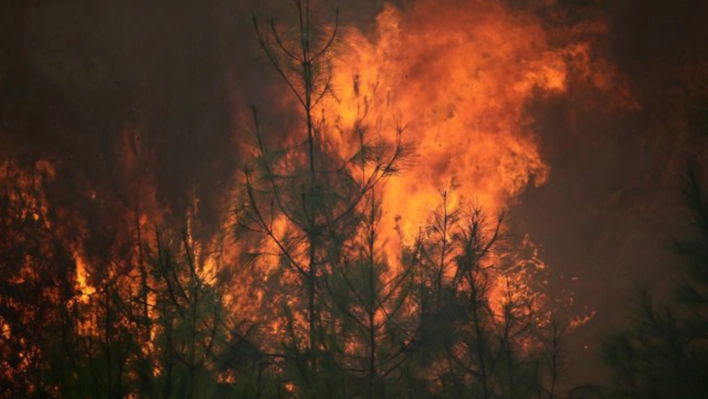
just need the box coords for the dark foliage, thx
[601,166,708,399]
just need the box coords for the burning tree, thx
[401,196,566,399]
[234,3,577,398]
[0,159,243,398]
[0,1,602,398]
[0,160,76,397]
[237,1,410,395]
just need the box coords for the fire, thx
[322,1,629,249]
[227,0,632,344]
[0,0,637,395]
[297,0,633,340]
[72,248,96,303]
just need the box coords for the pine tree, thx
[0,160,78,398]
[320,191,418,398]
[406,195,556,399]
[237,1,407,395]
[601,166,708,399]
[147,230,237,399]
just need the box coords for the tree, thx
[237,3,584,397]
[0,159,81,398]
[147,230,238,399]
[601,166,708,399]
[0,157,248,398]
[407,197,547,399]
[237,1,407,394]
[319,191,418,398]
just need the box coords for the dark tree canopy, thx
[601,166,708,399]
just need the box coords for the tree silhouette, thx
[601,166,708,399]
[236,1,408,394]
[405,196,550,399]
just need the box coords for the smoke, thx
[513,0,708,383]
[0,0,248,239]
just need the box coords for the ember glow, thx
[2,0,707,397]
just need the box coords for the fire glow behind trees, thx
[1,0,707,398]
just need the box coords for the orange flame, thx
[0,3,636,388]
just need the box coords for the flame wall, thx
[1,0,708,386]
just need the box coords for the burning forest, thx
[1,0,708,398]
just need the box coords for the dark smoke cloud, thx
[1,0,251,235]
[515,0,708,384]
